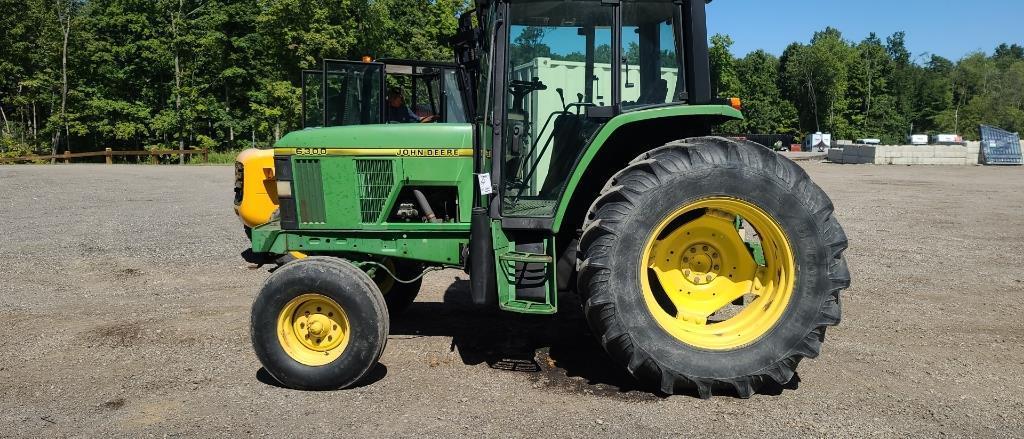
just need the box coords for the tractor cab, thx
[300,59,470,129]
[494,0,702,220]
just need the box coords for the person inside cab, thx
[388,87,437,123]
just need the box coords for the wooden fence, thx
[0,148,209,164]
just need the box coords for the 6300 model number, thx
[294,148,329,156]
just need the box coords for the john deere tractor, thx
[234,0,850,398]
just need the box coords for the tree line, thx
[0,0,466,159]
[2,2,1022,159]
[712,30,1024,143]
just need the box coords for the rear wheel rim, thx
[639,197,796,351]
[276,294,351,366]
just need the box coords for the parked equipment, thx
[909,134,929,145]
[233,0,850,398]
[805,132,832,151]
[980,125,1023,165]
[931,134,964,145]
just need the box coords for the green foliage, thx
[709,34,741,98]
[195,148,242,164]
[733,50,798,135]
[0,0,469,156]
[2,4,1022,156]
[762,28,1024,142]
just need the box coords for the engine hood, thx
[274,123,473,150]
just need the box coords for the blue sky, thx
[517,1,1022,63]
[707,0,1024,61]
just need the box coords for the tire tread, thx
[577,137,850,398]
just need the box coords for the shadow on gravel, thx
[256,363,388,390]
[391,279,803,400]
[390,279,665,400]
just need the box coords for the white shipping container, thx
[909,134,929,145]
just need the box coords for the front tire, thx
[578,137,850,398]
[251,257,389,390]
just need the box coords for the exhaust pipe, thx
[469,207,496,307]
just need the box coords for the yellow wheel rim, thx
[277,294,351,366]
[639,197,796,350]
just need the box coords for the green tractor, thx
[235,0,849,398]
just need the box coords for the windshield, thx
[444,70,468,123]
[325,61,385,127]
[621,1,687,109]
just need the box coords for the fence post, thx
[63,150,71,164]
[202,149,209,163]
[105,148,112,165]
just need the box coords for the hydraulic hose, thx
[412,189,438,222]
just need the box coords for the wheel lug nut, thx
[690,248,696,253]
[684,269,691,276]
[702,245,709,251]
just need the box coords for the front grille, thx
[294,159,327,224]
[233,162,244,205]
[355,159,394,223]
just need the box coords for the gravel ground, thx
[1,162,1023,438]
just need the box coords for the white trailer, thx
[909,134,929,145]
[805,132,832,151]
[931,134,963,145]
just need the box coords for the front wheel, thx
[578,137,850,398]
[251,257,389,390]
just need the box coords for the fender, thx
[551,104,743,233]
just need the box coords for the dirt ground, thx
[1,162,1023,438]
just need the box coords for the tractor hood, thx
[274,123,473,150]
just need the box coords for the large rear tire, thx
[578,137,850,398]
[251,257,389,390]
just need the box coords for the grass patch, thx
[191,150,242,165]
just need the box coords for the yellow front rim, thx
[640,197,796,350]
[277,294,351,366]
